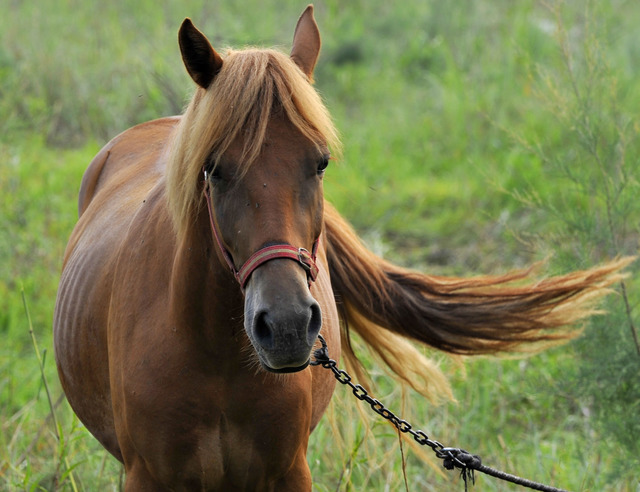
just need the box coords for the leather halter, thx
[203,170,320,290]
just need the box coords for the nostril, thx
[307,302,322,345]
[254,311,274,349]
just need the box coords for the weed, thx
[506,0,640,481]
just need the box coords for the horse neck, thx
[169,206,248,363]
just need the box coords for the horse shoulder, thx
[78,116,181,216]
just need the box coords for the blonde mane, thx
[166,47,341,236]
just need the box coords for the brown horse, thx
[54,6,630,491]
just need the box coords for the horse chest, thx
[117,353,314,490]
[192,405,311,489]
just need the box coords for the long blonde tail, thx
[323,201,632,402]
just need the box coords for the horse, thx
[53,5,630,491]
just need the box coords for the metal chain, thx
[310,335,569,492]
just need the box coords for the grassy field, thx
[2,0,640,490]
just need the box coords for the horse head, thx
[176,6,336,373]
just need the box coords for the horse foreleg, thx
[274,454,312,492]
[124,460,172,492]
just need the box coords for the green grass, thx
[2,0,640,490]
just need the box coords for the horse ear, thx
[290,5,321,80]
[178,18,223,89]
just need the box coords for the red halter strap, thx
[203,170,320,290]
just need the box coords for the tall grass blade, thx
[22,289,79,492]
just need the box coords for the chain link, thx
[311,337,450,454]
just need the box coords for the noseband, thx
[203,170,320,290]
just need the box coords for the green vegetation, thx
[2,0,639,490]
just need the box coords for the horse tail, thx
[323,201,632,401]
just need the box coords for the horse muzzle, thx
[243,261,322,373]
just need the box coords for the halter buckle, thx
[297,248,312,270]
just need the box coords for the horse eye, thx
[209,166,222,180]
[205,162,223,182]
[204,152,224,181]
[317,156,330,176]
